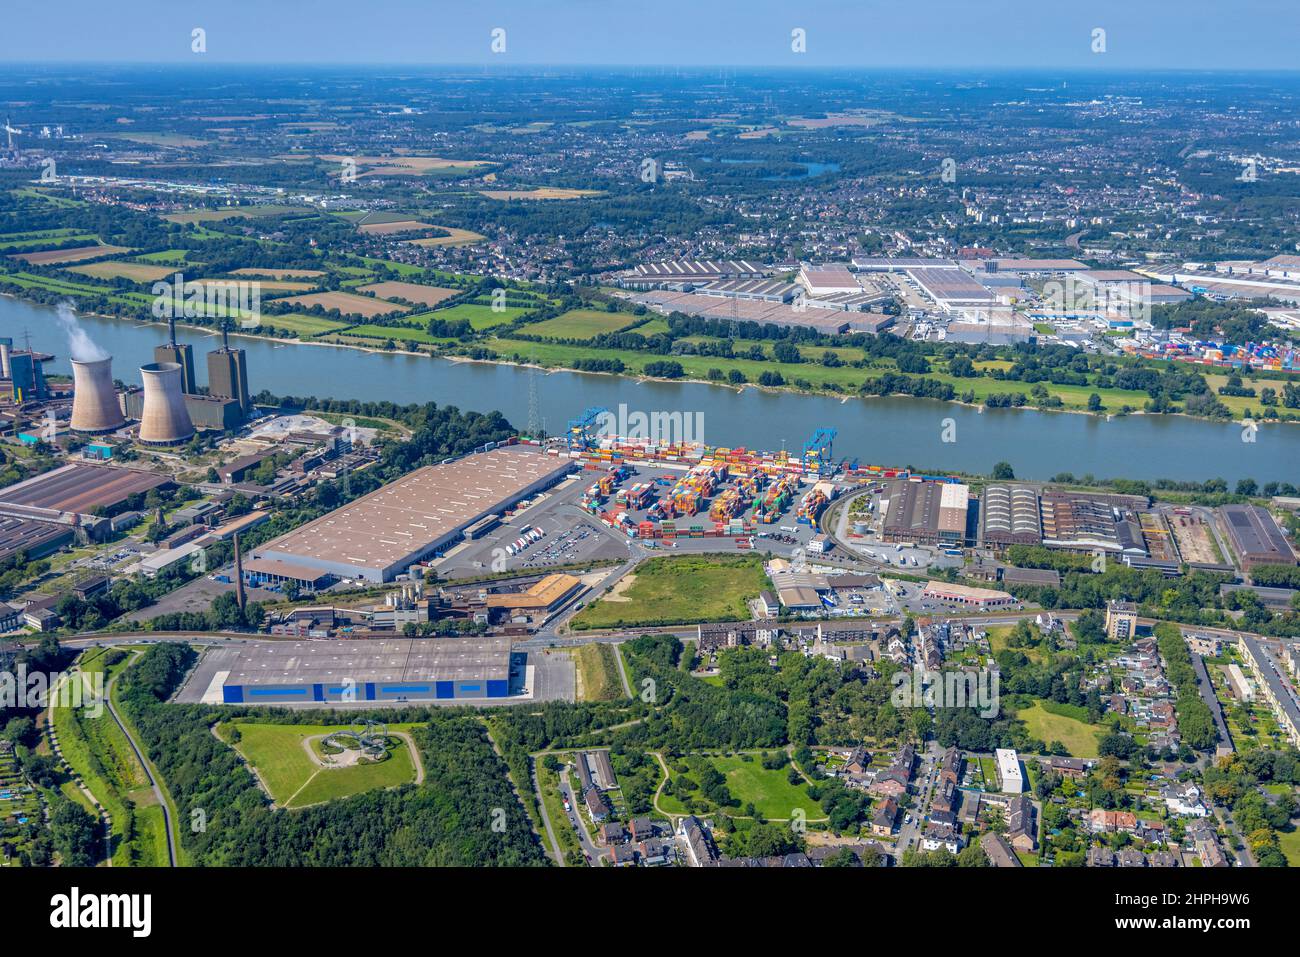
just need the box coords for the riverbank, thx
[7,286,1297,427]
[5,292,1298,485]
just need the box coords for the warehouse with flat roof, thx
[882,480,969,545]
[253,446,573,582]
[220,636,514,704]
[1219,504,1297,572]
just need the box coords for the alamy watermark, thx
[152,273,262,329]
[596,403,704,446]
[2,666,104,718]
[891,665,999,719]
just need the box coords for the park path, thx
[105,655,177,866]
[46,669,113,867]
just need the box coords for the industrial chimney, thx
[69,357,126,433]
[137,361,194,445]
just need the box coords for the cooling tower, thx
[70,357,126,433]
[138,361,194,445]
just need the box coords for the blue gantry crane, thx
[566,406,608,452]
[801,427,838,477]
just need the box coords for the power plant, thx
[207,324,251,414]
[154,315,196,395]
[69,357,126,433]
[137,361,195,445]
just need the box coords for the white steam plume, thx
[53,300,109,362]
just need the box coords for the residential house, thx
[1006,795,1037,852]
[584,788,610,823]
[920,822,962,854]
[980,831,1021,867]
[599,822,627,845]
[870,797,899,836]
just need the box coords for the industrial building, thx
[68,357,126,434]
[798,264,859,296]
[253,446,574,583]
[484,573,584,621]
[979,485,1042,546]
[881,480,969,546]
[0,462,170,545]
[1039,491,1146,556]
[921,581,1015,610]
[217,636,514,704]
[1218,504,1296,572]
[207,326,252,414]
[136,361,195,445]
[619,259,770,289]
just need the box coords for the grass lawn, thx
[709,755,824,821]
[571,555,767,629]
[986,625,1048,664]
[1018,700,1103,758]
[521,308,639,340]
[225,722,419,809]
[1278,826,1300,867]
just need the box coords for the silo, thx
[138,361,194,445]
[70,357,126,433]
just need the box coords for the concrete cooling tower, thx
[138,361,194,445]
[69,357,126,434]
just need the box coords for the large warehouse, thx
[1219,505,1297,572]
[219,636,514,704]
[252,446,574,583]
[882,480,970,546]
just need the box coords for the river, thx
[3,295,1295,485]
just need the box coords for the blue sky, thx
[1,0,1296,69]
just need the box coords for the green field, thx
[1017,700,1103,757]
[573,643,624,701]
[51,650,169,866]
[521,308,638,340]
[225,722,420,809]
[257,314,353,337]
[571,555,767,629]
[431,301,531,329]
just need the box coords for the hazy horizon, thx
[2,0,1295,70]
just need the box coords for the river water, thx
[3,295,1295,485]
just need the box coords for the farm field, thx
[404,227,486,247]
[522,308,638,340]
[0,233,98,251]
[133,249,196,264]
[10,243,130,265]
[479,187,603,200]
[339,324,448,345]
[433,301,529,329]
[358,219,437,235]
[275,290,408,318]
[197,278,317,294]
[65,260,178,283]
[572,555,767,629]
[1017,700,1103,758]
[357,281,460,307]
[227,267,325,279]
[162,205,306,224]
[317,154,492,176]
[224,722,420,810]
[254,314,353,337]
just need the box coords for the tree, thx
[991,461,1015,480]
[1087,393,1103,412]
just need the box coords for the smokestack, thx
[69,357,126,433]
[233,532,246,612]
[137,361,194,445]
[0,342,9,379]
[168,314,177,348]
